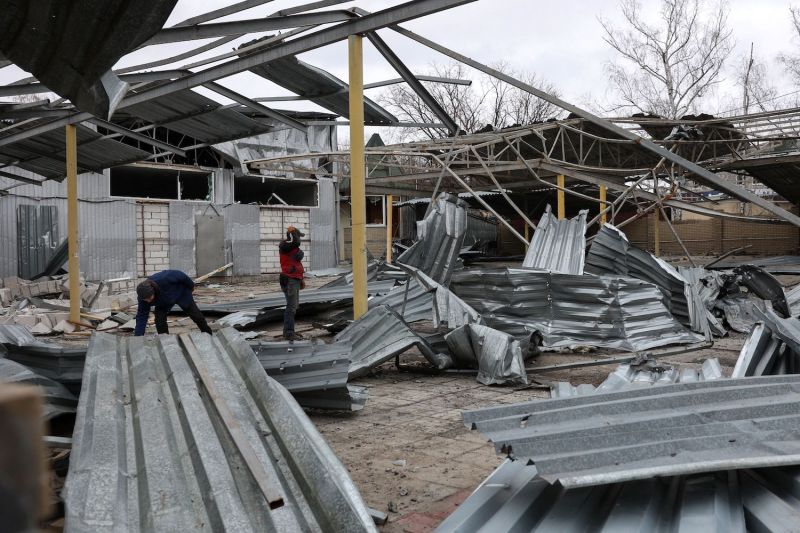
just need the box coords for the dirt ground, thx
[47,271,767,532]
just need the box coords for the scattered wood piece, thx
[195,262,234,283]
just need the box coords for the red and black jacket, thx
[279,240,304,279]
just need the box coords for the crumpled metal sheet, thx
[716,295,768,333]
[202,280,396,314]
[733,307,800,377]
[587,224,708,335]
[335,305,451,379]
[250,340,366,411]
[64,329,377,532]
[449,268,702,352]
[0,356,77,421]
[735,264,790,318]
[444,324,527,386]
[435,458,800,533]
[678,266,724,308]
[366,266,480,327]
[0,324,36,346]
[788,283,800,315]
[463,375,800,488]
[0,325,86,384]
[551,358,723,398]
[396,193,468,285]
[522,205,587,274]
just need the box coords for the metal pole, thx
[599,185,607,225]
[349,34,368,320]
[66,125,80,327]
[557,174,565,219]
[386,194,393,263]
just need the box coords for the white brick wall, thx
[259,207,311,274]
[136,202,170,276]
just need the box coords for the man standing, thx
[134,269,212,336]
[279,226,305,340]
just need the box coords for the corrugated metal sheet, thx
[522,205,587,274]
[251,340,366,411]
[551,358,723,398]
[444,324,527,385]
[733,307,800,377]
[204,280,396,315]
[450,268,702,351]
[463,375,800,487]
[64,329,377,532]
[436,458,800,533]
[335,305,450,379]
[0,357,77,421]
[212,168,234,204]
[366,266,480,327]
[16,204,59,279]
[396,192,467,285]
[168,202,203,277]
[788,283,800,315]
[0,124,151,180]
[223,203,260,276]
[121,89,275,145]
[309,177,337,270]
[247,55,396,125]
[0,170,111,279]
[464,214,498,245]
[79,198,137,279]
[587,223,709,335]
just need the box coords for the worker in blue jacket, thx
[134,269,212,336]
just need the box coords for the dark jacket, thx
[134,270,195,336]
[279,239,305,280]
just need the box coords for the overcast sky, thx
[3,0,799,140]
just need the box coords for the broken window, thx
[110,165,211,201]
[233,175,317,206]
[365,195,385,226]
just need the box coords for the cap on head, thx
[287,225,305,237]
[136,280,156,301]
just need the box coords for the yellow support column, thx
[349,34,368,319]
[599,185,607,225]
[556,174,565,219]
[385,194,393,263]
[654,210,661,256]
[66,125,80,326]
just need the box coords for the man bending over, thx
[134,269,212,336]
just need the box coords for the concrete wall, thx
[259,207,311,274]
[136,202,171,276]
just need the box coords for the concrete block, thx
[30,322,52,335]
[52,320,76,334]
[0,288,11,306]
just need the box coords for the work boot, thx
[283,332,304,341]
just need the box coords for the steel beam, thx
[0,169,44,185]
[391,25,800,227]
[0,70,186,98]
[203,82,307,132]
[364,75,471,89]
[143,11,354,46]
[171,0,275,27]
[88,119,187,157]
[274,0,352,16]
[0,0,476,147]
[366,31,459,135]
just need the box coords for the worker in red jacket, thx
[279,226,306,340]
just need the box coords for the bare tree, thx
[600,0,733,118]
[379,62,486,141]
[378,61,562,141]
[779,6,800,86]
[483,62,563,127]
[736,43,778,114]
